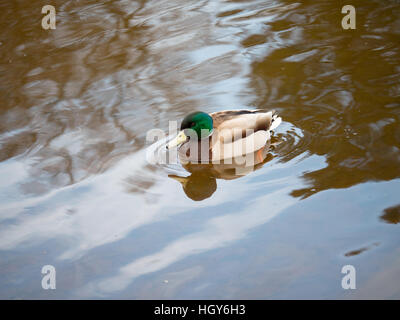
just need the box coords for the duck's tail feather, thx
[270,111,282,131]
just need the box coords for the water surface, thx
[0,0,400,299]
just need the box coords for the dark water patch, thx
[344,243,379,257]
[381,204,400,224]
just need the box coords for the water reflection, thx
[251,0,400,198]
[0,0,400,299]
[344,243,379,257]
[78,185,296,297]
[381,204,400,224]
[169,143,274,201]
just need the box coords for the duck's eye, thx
[190,122,195,127]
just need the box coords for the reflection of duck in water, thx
[167,109,281,200]
[169,142,274,200]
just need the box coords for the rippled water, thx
[1,0,400,299]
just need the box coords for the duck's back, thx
[210,109,277,132]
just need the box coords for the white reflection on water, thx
[0,141,308,261]
[0,146,189,259]
[0,135,325,297]
[78,186,296,297]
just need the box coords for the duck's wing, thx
[210,109,270,128]
[211,130,271,161]
[210,109,280,143]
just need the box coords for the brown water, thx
[0,0,400,299]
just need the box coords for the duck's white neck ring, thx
[199,128,214,140]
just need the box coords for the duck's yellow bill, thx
[167,131,187,149]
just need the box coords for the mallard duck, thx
[167,109,281,163]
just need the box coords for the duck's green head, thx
[167,112,213,149]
